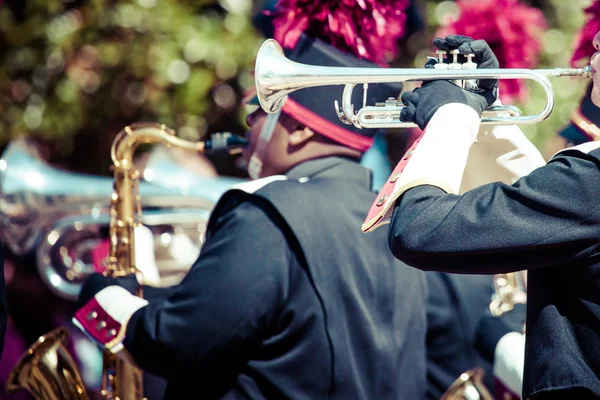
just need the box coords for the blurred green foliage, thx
[0,0,595,173]
[0,0,261,174]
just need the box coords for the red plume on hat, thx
[268,0,411,65]
[571,0,600,67]
[436,0,547,103]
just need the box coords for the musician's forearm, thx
[389,149,600,273]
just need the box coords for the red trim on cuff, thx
[74,298,124,348]
[362,129,426,231]
[243,87,375,152]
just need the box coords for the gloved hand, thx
[474,303,526,363]
[400,35,499,130]
[76,273,139,310]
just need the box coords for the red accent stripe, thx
[243,88,374,152]
[283,99,374,152]
[362,128,426,231]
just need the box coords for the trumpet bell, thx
[6,327,88,399]
[255,39,290,114]
[441,368,493,400]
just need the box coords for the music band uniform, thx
[364,36,600,399]
[425,273,495,399]
[74,32,428,399]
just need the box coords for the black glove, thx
[400,35,499,130]
[474,303,526,363]
[76,273,139,310]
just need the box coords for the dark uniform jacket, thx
[389,147,600,399]
[124,157,427,399]
[426,273,494,399]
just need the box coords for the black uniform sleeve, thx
[123,199,291,383]
[389,148,600,274]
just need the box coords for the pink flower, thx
[571,0,600,67]
[437,0,547,103]
[269,0,410,65]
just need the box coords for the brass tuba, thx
[6,124,246,399]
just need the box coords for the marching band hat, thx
[247,0,422,152]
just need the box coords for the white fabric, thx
[395,103,480,195]
[169,233,201,267]
[494,332,525,397]
[460,124,546,192]
[551,140,600,159]
[369,103,481,230]
[95,286,149,326]
[133,225,161,286]
[229,175,288,194]
[366,103,548,233]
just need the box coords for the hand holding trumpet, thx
[400,36,499,130]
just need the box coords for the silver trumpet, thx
[0,138,243,300]
[255,39,593,128]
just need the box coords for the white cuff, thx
[396,103,481,195]
[361,103,481,232]
[494,331,525,397]
[73,286,149,353]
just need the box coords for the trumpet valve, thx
[448,50,461,68]
[462,53,479,90]
[375,97,401,107]
[434,50,448,69]
[448,50,463,87]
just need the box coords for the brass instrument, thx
[254,39,593,128]
[0,138,242,300]
[6,123,246,399]
[442,368,493,400]
[104,122,245,399]
[6,327,88,399]
[490,272,527,317]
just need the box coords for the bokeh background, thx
[0,0,596,398]
[0,0,594,175]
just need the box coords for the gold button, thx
[376,194,388,206]
[403,149,415,160]
[389,172,401,183]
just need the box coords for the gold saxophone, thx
[6,122,246,399]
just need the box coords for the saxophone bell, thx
[6,327,88,400]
